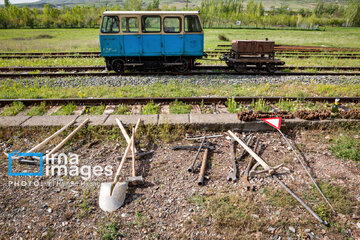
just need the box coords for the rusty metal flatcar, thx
[221,40,285,73]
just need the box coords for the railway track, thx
[2,52,360,59]
[1,65,360,72]
[1,96,359,107]
[1,70,360,79]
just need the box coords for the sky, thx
[0,0,40,4]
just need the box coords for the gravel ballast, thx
[7,75,360,88]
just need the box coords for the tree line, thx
[201,0,360,28]
[0,0,359,29]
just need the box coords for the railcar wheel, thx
[233,63,246,73]
[112,60,125,73]
[174,58,189,72]
[226,61,234,68]
[266,63,276,73]
[105,59,112,71]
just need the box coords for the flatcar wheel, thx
[112,60,125,73]
[266,63,276,73]
[256,63,263,71]
[174,58,189,72]
[233,63,246,73]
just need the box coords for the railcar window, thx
[164,17,181,33]
[122,17,139,33]
[185,15,202,32]
[101,16,120,33]
[142,16,161,33]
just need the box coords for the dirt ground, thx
[0,126,359,240]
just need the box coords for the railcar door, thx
[121,16,141,56]
[183,15,204,56]
[99,15,121,56]
[162,16,183,56]
[141,15,162,56]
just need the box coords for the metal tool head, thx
[126,176,144,186]
[227,173,237,182]
[99,182,128,212]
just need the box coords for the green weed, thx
[225,97,245,113]
[264,188,297,207]
[26,102,46,116]
[52,103,77,115]
[276,98,298,112]
[188,195,206,209]
[141,101,159,115]
[84,105,105,115]
[251,99,272,112]
[99,222,122,240]
[205,194,264,237]
[169,100,192,114]
[134,211,149,228]
[112,104,131,115]
[1,80,360,100]
[305,182,356,221]
[78,188,94,218]
[1,101,25,116]
[158,123,186,143]
[330,131,360,162]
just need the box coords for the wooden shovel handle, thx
[113,127,136,183]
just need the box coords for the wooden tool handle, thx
[131,127,136,177]
[46,118,89,157]
[228,130,270,170]
[113,127,136,183]
[29,119,76,153]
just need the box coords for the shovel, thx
[99,128,136,212]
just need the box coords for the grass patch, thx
[225,97,246,113]
[329,124,360,161]
[26,102,46,116]
[1,101,26,116]
[306,182,357,221]
[137,122,187,144]
[134,211,150,228]
[275,98,299,112]
[141,101,159,115]
[169,100,192,114]
[84,105,105,115]
[189,194,265,238]
[78,188,94,218]
[1,80,360,99]
[188,195,206,209]
[52,103,77,115]
[0,58,104,68]
[99,221,122,240]
[0,28,359,54]
[112,104,131,115]
[263,187,297,207]
[251,98,272,112]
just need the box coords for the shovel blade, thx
[99,182,128,212]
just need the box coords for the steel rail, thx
[2,51,360,59]
[1,65,360,72]
[1,71,360,79]
[0,96,359,107]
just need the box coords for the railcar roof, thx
[102,11,200,15]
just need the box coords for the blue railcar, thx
[99,11,205,72]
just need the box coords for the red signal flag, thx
[261,117,282,130]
